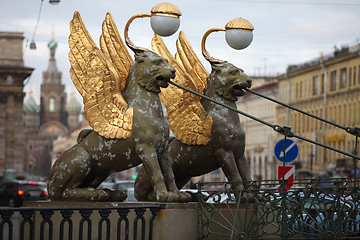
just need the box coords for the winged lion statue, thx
[134,32,253,201]
[47,12,190,202]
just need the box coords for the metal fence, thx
[168,78,360,239]
[196,178,360,239]
[0,204,163,240]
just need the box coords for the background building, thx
[276,44,360,177]
[237,76,278,180]
[0,32,33,177]
[22,36,82,179]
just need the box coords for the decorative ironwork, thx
[0,205,163,240]
[196,179,360,239]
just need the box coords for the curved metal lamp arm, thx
[124,13,151,53]
[201,28,226,64]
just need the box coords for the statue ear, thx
[134,53,145,63]
[211,62,224,72]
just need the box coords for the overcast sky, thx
[1,0,360,103]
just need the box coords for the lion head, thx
[209,61,252,101]
[131,51,176,93]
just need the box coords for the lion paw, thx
[155,191,192,203]
[103,189,128,202]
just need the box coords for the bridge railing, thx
[0,204,163,240]
[168,79,360,239]
[196,178,360,239]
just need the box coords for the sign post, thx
[277,165,295,189]
[274,139,299,163]
[274,139,298,189]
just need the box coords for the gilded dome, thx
[225,18,254,31]
[48,39,58,51]
[66,93,82,114]
[23,94,40,113]
[151,2,182,17]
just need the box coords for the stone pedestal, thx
[24,201,199,240]
[152,202,198,240]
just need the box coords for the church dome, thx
[66,93,82,115]
[48,39,58,51]
[23,93,40,113]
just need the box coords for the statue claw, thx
[155,191,192,202]
[103,189,128,202]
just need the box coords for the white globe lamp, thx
[150,2,182,37]
[225,18,254,50]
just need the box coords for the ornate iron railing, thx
[168,77,360,240]
[196,179,360,239]
[0,204,163,240]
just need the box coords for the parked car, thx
[113,180,135,192]
[113,180,136,202]
[3,168,17,180]
[0,181,48,207]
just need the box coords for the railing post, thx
[354,133,359,186]
[0,209,14,240]
[117,208,130,240]
[134,208,146,240]
[79,209,92,240]
[20,209,34,240]
[280,134,289,240]
[40,209,54,240]
[149,207,159,240]
[98,209,111,240]
[59,209,73,240]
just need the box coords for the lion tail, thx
[77,129,93,143]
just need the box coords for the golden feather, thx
[69,11,133,139]
[175,31,208,95]
[100,12,133,91]
[152,34,212,145]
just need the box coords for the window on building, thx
[49,97,55,112]
[330,70,337,91]
[358,65,360,84]
[313,75,319,95]
[340,68,347,88]
[339,105,342,125]
[295,83,299,99]
[353,66,356,86]
[6,75,13,84]
[264,156,268,179]
[320,74,325,93]
[349,68,352,87]
[319,109,323,129]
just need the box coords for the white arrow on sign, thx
[284,166,295,180]
[279,141,297,158]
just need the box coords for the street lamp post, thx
[310,152,314,177]
[124,2,181,52]
[201,17,254,63]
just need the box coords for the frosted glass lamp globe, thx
[225,29,253,50]
[150,15,180,37]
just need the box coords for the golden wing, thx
[69,11,133,139]
[175,31,208,95]
[100,12,133,91]
[152,34,212,145]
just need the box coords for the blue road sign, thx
[274,139,299,163]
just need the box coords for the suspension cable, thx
[168,80,275,129]
[167,80,360,161]
[245,88,360,137]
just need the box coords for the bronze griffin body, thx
[135,32,253,201]
[48,12,189,202]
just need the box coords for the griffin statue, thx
[47,12,190,202]
[134,32,253,201]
